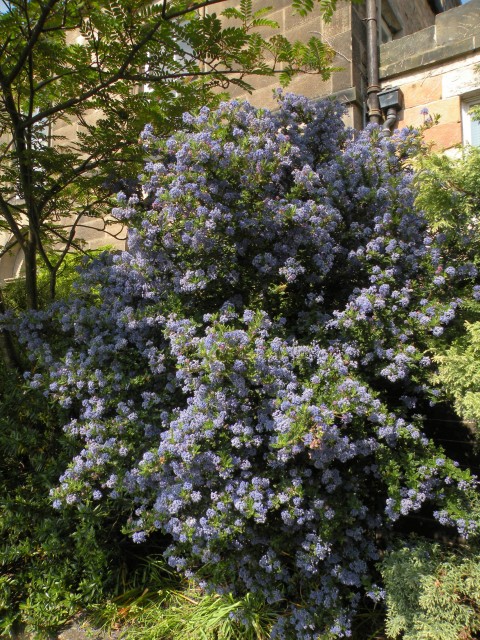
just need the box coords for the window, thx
[32,108,51,150]
[379,0,401,43]
[380,17,393,44]
[462,96,480,147]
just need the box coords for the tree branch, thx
[0,193,26,250]
[6,0,61,85]
[25,2,227,128]
[38,155,107,212]
[0,136,15,164]
[34,67,93,92]
[49,209,86,271]
[0,232,25,259]
[165,0,231,21]
[0,33,12,60]
[128,67,285,82]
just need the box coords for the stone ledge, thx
[436,0,480,46]
[323,86,359,106]
[380,25,436,72]
[380,36,479,79]
[379,0,480,79]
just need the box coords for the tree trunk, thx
[49,265,57,302]
[0,290,22,371]
[24,232,38,310]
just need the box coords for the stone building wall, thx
[222,1,360,125]
[380,0,480,150]
[223,0,452,129]
[222,0,450,130]
[384,0,436,37]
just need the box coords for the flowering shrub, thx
[14,93,480,638]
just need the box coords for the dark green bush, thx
[0,367,114,635]
[381,540,480,640]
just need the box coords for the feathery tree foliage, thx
[382,542,480,640]
[415,145,480,428]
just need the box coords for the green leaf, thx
[251,18,279,29]
[292,0,315,17]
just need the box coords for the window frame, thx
[461,93,480,147]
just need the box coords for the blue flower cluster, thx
[14,93,479,638]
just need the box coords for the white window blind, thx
[462,97,480,147]
[470,113,480,147]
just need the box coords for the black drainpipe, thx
[382,106,398,133]
[366,1,403,133]
[366,0,382,125]
[377,86,404,135]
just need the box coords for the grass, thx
[89,556,279,640]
